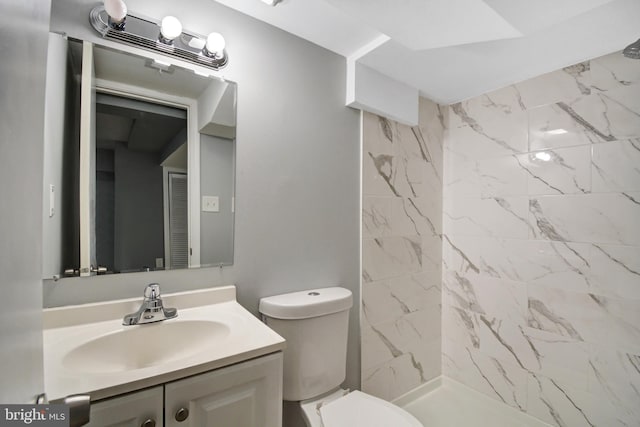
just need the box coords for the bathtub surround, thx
[443,51,640,427]
[361,49,639,426]
[361,98,446,400]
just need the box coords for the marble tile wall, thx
[362,98,446,400]
[443,51,640,427]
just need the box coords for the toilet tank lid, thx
[259,287,353,320]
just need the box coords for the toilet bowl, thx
[300,389,422,427]
[258,287,423,427]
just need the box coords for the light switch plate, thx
[202,196,220,212]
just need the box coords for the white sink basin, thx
[43,286,286,402]
[62,320,230,373]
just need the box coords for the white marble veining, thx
[361,51,639,426]
[567,86,640,142]
[591,52,640,92]
[523,328,590,389]
[445,303,565,375]
[528,286,640,351]
[363,352,428,402]
[526,373,598,427]
[591,138,640,193]
[363,281,411,326]
[443,52,640,427]
[529,193,640,245]
[390,197,441,237]
[528,103,605,151]
[445,196,532,239]
[516,146,591,195]
[443,338,528,411]
[587,243,640,299]
[362,236,422,282]
[447,121,528,160]
[363,112,395,157]
[363,196,393,238]
[443,272,527,322]
[363,151,398,197]
[514,63,591,110]
[444,236,592,292]
[588,346,640,422]
[446,153,528,198]
[361,97,444,401]
[448,85,527,130]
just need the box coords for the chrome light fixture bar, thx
[89,3,228,70]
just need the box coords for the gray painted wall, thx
[200,134,234,266]
[45,0,362,399]
[0,0,51,403]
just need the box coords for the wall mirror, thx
[42,36,236,279]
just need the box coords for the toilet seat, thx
[300,390,423,427]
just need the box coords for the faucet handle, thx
[144,283,161,300]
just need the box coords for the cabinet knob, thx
[141,419,156,427]
[175,407,189,422]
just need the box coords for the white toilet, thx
[259,287,423,427]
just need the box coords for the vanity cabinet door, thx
[86,386,163,427]
[165,352,283,427]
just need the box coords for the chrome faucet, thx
[123,283,178,326]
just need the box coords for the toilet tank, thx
[259,287,353,401]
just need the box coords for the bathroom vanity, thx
[43,286,285,426]
[87,354,281,427]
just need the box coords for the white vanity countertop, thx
[43,286,285,402]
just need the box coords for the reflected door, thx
[79,40,96,276]
[168,172,188,269]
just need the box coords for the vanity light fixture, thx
[90,0,229,70]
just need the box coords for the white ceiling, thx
[323,0,523,51]
[213,0,640,104]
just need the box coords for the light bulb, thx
[205,32,226,56]
[160,16,182,43]
[104,0,127,23]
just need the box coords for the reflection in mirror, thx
[42,36,236,279]
[95,94,188,273]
